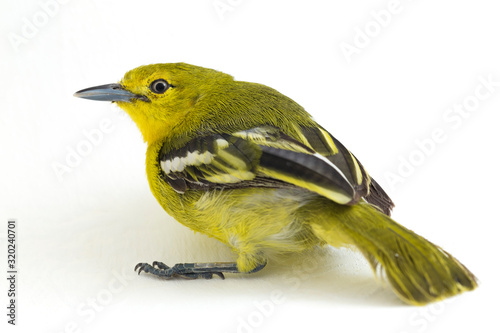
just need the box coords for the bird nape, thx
[74,62,477,305]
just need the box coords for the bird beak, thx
[73,83,149,102]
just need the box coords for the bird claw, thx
[134,261,226,279]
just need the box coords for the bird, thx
[74,63,477,305]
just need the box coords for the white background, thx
[1,0,499,332]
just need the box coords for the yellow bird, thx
[74,63,477,305]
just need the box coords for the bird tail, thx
[306,201,477,305]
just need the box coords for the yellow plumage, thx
[74,62,477,305]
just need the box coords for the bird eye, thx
[150,79,170,94]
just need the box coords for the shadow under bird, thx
[74,63,477,305]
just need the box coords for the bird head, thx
[74,63,234,144]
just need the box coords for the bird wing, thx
[297,126,394,215]
[158,125,393,211]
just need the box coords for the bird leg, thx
[134,261,266,280]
